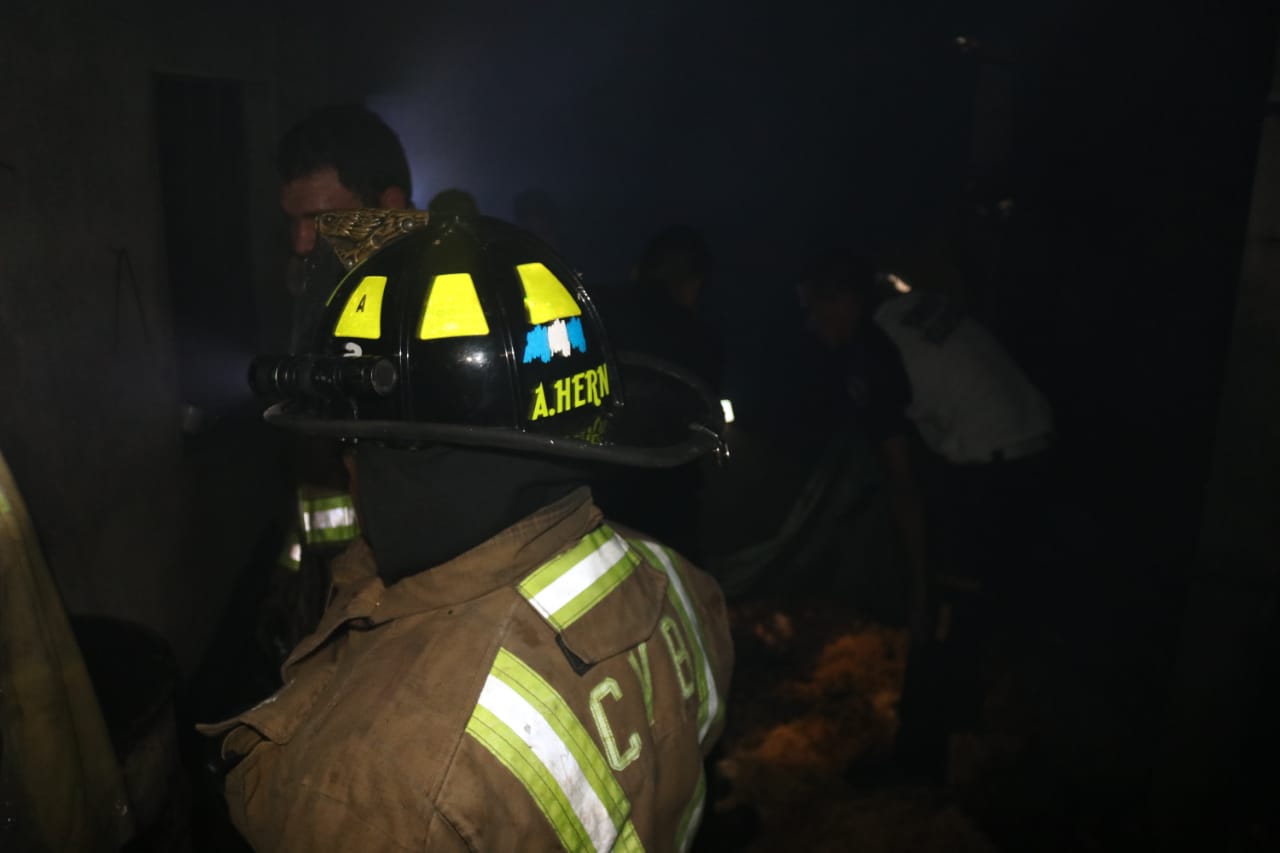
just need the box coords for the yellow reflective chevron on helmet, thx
[334,275,387,339]
[420,272,490,340]
[518,262,582,325]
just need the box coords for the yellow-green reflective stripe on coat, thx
[297,493,359,545]
[631,540,723,743]
[517,525,639,631]
[465,648,643,852]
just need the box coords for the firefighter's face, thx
[280,167,365,257]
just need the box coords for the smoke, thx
[362,1,969,281]
[368,3,659,215]
[359,1,973,406]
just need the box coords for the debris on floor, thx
[704,599,996,852]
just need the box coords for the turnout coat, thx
[201,488,733,852]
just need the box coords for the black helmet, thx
[252,209,724,467]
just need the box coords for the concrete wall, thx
[0,0,334,670]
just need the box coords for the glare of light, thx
[888,274,913,294]
[721,399,736,424]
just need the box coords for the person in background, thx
[798,250,1054,781]
[277,104,412,350]
[615,225,724,393]
[592,225,725,561]
[271,102,414,633]
[278,104,411,257]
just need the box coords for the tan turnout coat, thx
[201,489,733,852]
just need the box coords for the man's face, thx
[280,167,365,256]
[798,285,862,350]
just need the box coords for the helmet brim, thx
[263,352,725,468]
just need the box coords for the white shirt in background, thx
[874,292,1054,464]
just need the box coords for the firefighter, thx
[267,105,414,656]
[591,225,724,562]
[798,250,1054,781]
[200,209,734,851]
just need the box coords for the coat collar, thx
[283,488,601,675]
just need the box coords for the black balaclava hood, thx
[351,442,585,585]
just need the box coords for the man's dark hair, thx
[800,250,878,302]
[277,104,412,205]
[637,225,711,289]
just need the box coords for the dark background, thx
[1,0,1278,848]
[353,0,1274,574]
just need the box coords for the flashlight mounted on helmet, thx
[250,355,399,402]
